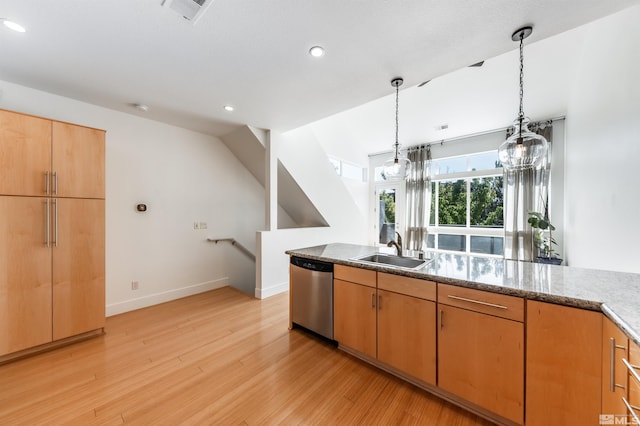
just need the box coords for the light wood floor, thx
[0,287,493,425]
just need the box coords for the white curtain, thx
[503,121,553,261]
[405,145,432,251]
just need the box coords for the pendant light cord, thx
[394,82,400,160]
[518,32,525,139]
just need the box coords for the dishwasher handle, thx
[291,256,334,273]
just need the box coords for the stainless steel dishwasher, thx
[290,256,334,340]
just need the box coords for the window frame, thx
[430,167,504,257]
[372,182,406,247]
[367,120,563,259]
[370,148,504,256]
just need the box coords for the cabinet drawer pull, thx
[45,171,50,195]
[439,309,443,330]
[622,358,640,385]
[623,397,640,424]
[447,295,508,310]
[371,293,376,309]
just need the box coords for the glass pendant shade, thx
[498,117,548,170]
[499,26,548,171]
[383,145,411,180]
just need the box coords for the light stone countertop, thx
[286,243,640,346]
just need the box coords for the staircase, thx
[220,125,367,298]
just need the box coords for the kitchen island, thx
[286,243,640,426]
[286,242,640,345]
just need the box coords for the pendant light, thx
[383,77,411,180]
[498,26,548,170]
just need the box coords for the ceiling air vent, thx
[162,0,213,23]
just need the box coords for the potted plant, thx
[528,210,562,265]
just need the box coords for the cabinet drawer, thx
[438,284,524,322]
[334,265,376,288]
[378,273,436,301]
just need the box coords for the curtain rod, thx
[368,116,565,157]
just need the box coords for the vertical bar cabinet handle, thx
[439,309,444,330]
[53,171,58,196]
[45,171,49,195]
[53,199,58,247]
[610,337,616,392]
[45,199,50,247]
[371,293,375,309]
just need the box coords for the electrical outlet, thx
[199,222,207,230]
[131,280,139,290]
[193,222,199,230]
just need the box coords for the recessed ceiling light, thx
[309,46,325,58]
[134,103,149,112]
[1,19,26,33]
[224,105,234,112]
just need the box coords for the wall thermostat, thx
[136,203,148,212]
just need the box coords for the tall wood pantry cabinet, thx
[0,109,105,357]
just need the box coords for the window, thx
[372,148,504,256]
[329,156,366,181]
[376,188,397,244]
[429,151,504,256]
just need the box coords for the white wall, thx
[0,80,265,314]
[564,5,640,273]
[256,128,369,297]
[307,122,370,218]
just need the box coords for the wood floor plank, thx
[0,286,492,425]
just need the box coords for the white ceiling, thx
[0,0,638,137]
[309,23,588,158]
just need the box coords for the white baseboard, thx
[106,278,229,316]
[255,281,288,299]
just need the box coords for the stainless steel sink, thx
[352,253,430,270]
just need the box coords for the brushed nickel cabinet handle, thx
[610,338,616,392]
[622,358,640,385]
[610,338,627,392]
[623,397,640,424]
[439,309,443,330]
[371,293,375,309]
[53,171,58,196]
[44,199,50,247]
[447,294,508,310]
[45,171,49,195]
[53,199,58,247]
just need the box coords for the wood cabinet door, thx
[526,300,602,426]
[438,304,524,424]
[333,279,376,358]
[378,289,436,385]
[0,110,51,196]
[52,198,105,340]
[602,317,628,417]
[52,121,105,199]
[0,196,52,355]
